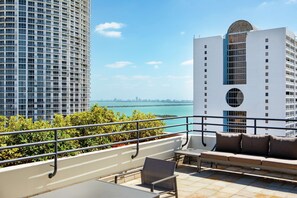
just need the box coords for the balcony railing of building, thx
[1,115,296,178]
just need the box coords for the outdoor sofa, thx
[198,132,297,175]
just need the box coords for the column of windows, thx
[264,38,269,121]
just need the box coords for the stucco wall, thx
[0,136,182,198]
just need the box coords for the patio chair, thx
[115,157,178,198]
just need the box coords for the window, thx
[265,52,268,56]
[265,106,268,110]
[265,45,268,49]
[265,113,269,117]
[204,63,207,66]
[226,88,244,107]
[265,92,269,96]
[265,59,269,63]
[265,65,269,70]
[204,57,207,60]
[204,51,207,54]
[204,69,207,72]
[265,72,268,76]
[223,111,246,133]
[204,45,207,48]
[265,79,268,83]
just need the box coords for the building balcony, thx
[1,116,297,197]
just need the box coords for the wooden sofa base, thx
[198,158,297,176]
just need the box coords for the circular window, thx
[226,88,244,107]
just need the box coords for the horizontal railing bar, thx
[0,152,55,165]
[55,131,187,156]
[0,140,56,151]
[58,123,192,143]
[194,122,297,131]
[193,115,297,122]
[0,115,194,136]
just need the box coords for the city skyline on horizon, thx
[90,0,297,101]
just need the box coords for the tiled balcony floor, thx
[120,164,297,198]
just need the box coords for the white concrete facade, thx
[194,20,297,136]
[0,136,182,198]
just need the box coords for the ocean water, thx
[90,101,193,132]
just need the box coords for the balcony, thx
[1,116,297,197]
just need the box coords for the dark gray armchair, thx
[115,157,178,197]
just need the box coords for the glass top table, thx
[33,180,159,198]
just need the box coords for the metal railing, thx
[1,115,297,178]
[193,115,297,146]
[0,116,193,178]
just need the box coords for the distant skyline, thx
[90,0,297,100]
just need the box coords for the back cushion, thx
[269,136,297,159]
[216,132,242,153]
[241,134,269,156]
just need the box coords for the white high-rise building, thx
[0,0,90,120]
[194,20,297,136]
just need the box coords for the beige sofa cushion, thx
[200,151,235,161]
[228,154,264,165]
[262,158,297,170]
[269,136,297,159]
[241,134,269,156]
[215,132,242,153]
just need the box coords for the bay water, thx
[91,101,193,132]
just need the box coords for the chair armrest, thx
[114,168,142,184]
[150,174,178,192]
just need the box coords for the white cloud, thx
[180,31,185,35]
[181,59,193,66]
[286,0,297,4]
[95,22,125,38]
[105,61,133,68]
[146,61,163,65]
[146,61,162,69]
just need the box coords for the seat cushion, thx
[269,136,297,159]
[228,154,265,165]
[262,158,297,170]
[241,134,269,156]
[215,132,242,153]
[200,151,235,161]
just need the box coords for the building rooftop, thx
[121,163,297,198]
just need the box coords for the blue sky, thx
[90,0,297,101]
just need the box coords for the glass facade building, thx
[0,0,90,120]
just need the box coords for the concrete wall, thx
[193,26,289,136]
[193,36,225,132]
[246,27,286,135]
[188,133,216,151]
[0,136,182,198]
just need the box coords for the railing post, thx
[254,119,257,135]
[49,130,58,178]
[131,121,139,159]
[182,117,189,147]
[201,116,206,147]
